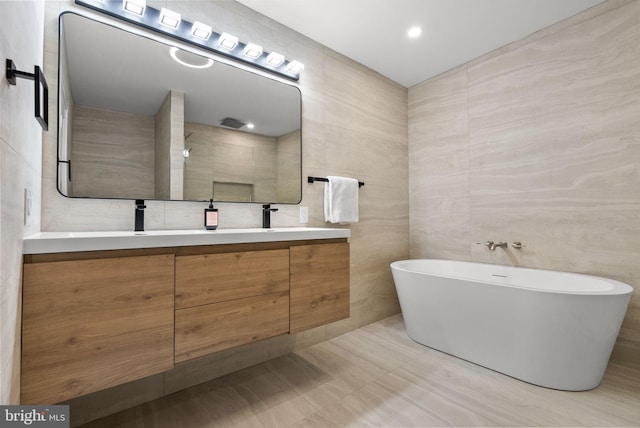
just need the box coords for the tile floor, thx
[78,314,640,427]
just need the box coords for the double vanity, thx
[30,5,347,408]
[21,228,350,404]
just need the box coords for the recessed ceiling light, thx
[407,26,422,38]
[169,47,214,69]
[246,123,255,129]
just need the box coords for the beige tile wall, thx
[154,91,183,200]
[409,0,640,368]
[71,105,156,199]
[0,0,45,405]
[277,130,302,203]
[183,121,279,202]
[40,0,408,423]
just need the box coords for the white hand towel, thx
[324,176,359,224]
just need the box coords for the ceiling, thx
[235,0,606,87]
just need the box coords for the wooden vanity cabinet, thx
[290,242,350,334]
[21,254,175,404]
[175,291,290,362]
[175,249,290,308]
[21,238,350,403]
[174,249,290,362]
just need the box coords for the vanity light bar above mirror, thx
[76,0,304,81]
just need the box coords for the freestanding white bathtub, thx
[390,259,633,391]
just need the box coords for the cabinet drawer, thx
[176,249,289,309]
[175,291,289,363]
[290,243,350,334]
[21,254,175,404]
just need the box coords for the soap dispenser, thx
[204,199,218,230]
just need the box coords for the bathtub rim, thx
[390,258,633,296]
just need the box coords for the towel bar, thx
[307,176,364,188]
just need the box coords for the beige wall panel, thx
[277,130,302,202]
[72,105,155,199]
[408,0,640,369]
[0,0,45,405]
[154,92,172,200]
[154,91,185,200]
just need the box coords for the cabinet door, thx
[21,255,175,404]
[290,243,350,334]
[175,291,289,363]
[175,249,289,309]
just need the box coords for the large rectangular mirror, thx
[57,13,302,204]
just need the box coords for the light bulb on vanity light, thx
[286,60,304,74]
[122,0,145,16]
[218,32,238,50]
[191,21,212,40]
[159,8,181,29]
[266,52,285,67]
[78,0,302,81]
[243,43,263,59]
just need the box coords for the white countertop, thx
[23,227,351,254]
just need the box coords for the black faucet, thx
[135,199,146,232]
[262,204,278,229]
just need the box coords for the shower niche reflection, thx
[57,13,302,204]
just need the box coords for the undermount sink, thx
[23,227,350,254]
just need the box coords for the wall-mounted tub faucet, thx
[485,241,507,251]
